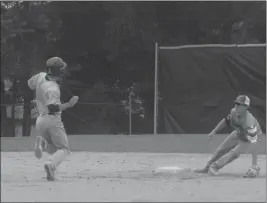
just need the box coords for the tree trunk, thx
[21,1,34,137]
[22,82,32,137]
[0,80,8,136]
[10,79,17,137]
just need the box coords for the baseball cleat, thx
[44,164,55,181]
[208,164,220,176]
[194,166,209,173]
[34,136,43,159]
[243,166,260,178]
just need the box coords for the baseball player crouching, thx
[194,95,263,178]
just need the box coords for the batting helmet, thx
[46,57,67,77]
[235,95,250,106]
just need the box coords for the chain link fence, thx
[1,76,150,137]
[63,101,130,135]
[1,99,134,136]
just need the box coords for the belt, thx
[39,112,61,116]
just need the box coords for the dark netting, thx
[158,45,266,134]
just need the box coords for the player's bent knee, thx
[47,146,70,156]
[58,146,70,154]
[64,148,71,154]
[45,144,58,155]
[233,153,240,159]
[215,147,230,155]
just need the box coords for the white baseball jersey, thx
[28,72,62,116]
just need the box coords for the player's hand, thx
[68,96,79,107]
[208,131,215,142]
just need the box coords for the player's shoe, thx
[34,136,44,159]
[243,166,260,178]
[208,163,220,176]
[44,164,55,181]
[194,166,209,173]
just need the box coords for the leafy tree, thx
[1,1,61,136]
[1,1,265,135]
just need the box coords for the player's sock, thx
[49,149,69,170]
[213,152,240,170]
[34,136,44,159]
[206,153,222,167]
[195,147,233,173]
[41,139,47,149]
[208,163,220,175]
[206,148,231,167]
[209,153,239,176]
[194,150,227,173]
[44,163,55,181]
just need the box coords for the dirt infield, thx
[1,152,266,202]
[1,134,266,201]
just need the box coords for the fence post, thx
[129,92,133,135]
[153,42,159,135]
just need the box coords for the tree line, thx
[1,1,266,136]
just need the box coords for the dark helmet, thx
[46,57,67,77]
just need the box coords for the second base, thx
[154,166,183,173]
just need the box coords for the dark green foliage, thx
[1,1,265,135]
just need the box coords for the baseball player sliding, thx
[28,57,79,181]
[195,95,263,178]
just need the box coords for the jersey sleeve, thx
[28,74,39,90]
[247,118,263,136]
[45,88,60,105]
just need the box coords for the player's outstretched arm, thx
[210,109,234,136]
[208,118,227,141]
[210,118,227,134]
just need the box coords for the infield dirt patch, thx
[1,152,266,202]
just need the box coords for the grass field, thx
[1,152,266,202]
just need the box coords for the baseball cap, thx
[235,95,250,106]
